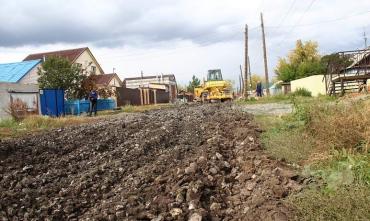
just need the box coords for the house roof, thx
[23,47,87,62]
[346,47,370,69]
[23,47,105,74]
[0,59,41,83]
[94,73,122,86]
[124,74,176,81]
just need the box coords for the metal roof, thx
[0,59,41,83]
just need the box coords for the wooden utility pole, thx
[239,64,244,95]
[244,24,249,98]
[248,56,252,88]
[261,13,270,95]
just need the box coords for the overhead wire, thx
[275,0,317,49]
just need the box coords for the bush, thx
[292,88,312,97]
[307,101,370,152]
[5,98,29,121]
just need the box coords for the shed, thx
[0,60,42,84]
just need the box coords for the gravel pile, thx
[0,104,302,220]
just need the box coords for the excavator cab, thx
[207,69,223,81]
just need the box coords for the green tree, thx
[320,53,352,74]
[38,56,86,98]
[187,75,201,92]
[275,40,326,82]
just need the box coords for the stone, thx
[215,152,223,160]
[246,182,257,191]
[22,165,33,171]
[210,203,221,211]
[170,208,183,217]
[197,156,207,164]
[151,215,164,221]
[115,204,124,211]
[188,200,197,210]
[185,162,198,174]
[209,167,218,175]
[188,213,202,221]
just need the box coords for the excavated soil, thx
[0,104,302,220]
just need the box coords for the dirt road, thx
[0,104,301,220]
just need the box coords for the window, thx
[91,66,96,74]
[75,63,82,68]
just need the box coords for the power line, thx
[275,0,317,49]
[269,0,297,36]
[101,25,260,61]
[267,10,370,29]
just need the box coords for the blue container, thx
[39,89,65,117]
[80,100,90,113]
[64,99,116,115]
[64,100,80,115]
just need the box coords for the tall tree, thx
[38,56,86,98]
[275,40,326,82]
[187,75,201,93]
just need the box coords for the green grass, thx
[254,95,370,220]
[0,115,90,139]
[289,185,370,221]
[98,104,174,115]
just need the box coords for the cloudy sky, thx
[0,0,369,85]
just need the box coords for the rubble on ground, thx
[0,104,302,220]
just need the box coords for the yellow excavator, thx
[194,69,233,102]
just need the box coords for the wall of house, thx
[125,76,176,89]
[18,63,42,84]
[74,50,103,75]
[0,83,39,118]
[291,75,326,96]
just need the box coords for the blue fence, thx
[40,89,65,117]
[64,99,116,115]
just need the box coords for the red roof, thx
[23,47,87,62]
[94,73,121,86]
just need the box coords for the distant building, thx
[0,60,42,84]
[124,74,177,102]
[23,47,105,84]
[94,73,122,100]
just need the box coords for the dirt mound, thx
[0,104,302,220]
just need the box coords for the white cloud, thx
[0,0,369,84]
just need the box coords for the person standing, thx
[89,89,98,116]
[256,81,263,97]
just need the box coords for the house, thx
[124,74,177,102]
[23,47,105,84]
[325,48,370,95]
[93,73,122,100]
[0,59,42,84]
[94,73,122,90]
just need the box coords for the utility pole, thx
[248,56,252,88]
[364,31,368,48]
[261,13,270,95]
[244,24,249,98]
[238,74,242,95]
[239,64,244,96]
